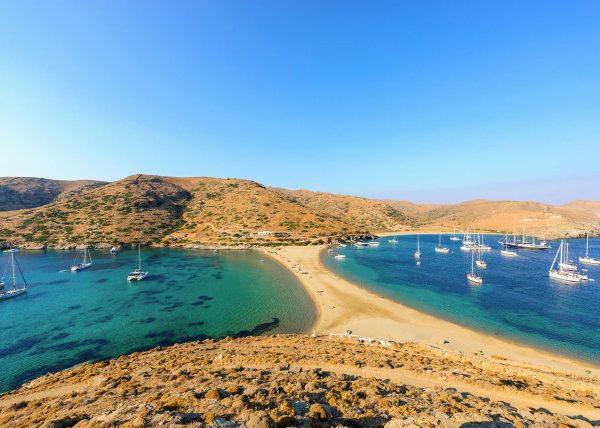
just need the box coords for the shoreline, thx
[260,245,600,378]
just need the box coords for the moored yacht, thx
[434,233,449,253]
[0,250,28,300]
[449,227,461,241]
[71,245,93,272]
[476,248,487,269]
[499,234,518,256]
[127,243,148,281]
[467,251,483,284]
[505,226,550,250]
[414,235,421,259]
[579,233,600,266]
[557,242,577,271]
[549,241,587,283]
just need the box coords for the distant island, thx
[0,174,598,250]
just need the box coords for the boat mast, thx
[11,252,16,290]
[550,241,561,272]
[138,243,142,271]
[586,233,589,258]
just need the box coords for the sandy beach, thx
[261,245,600,379]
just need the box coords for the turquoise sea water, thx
[323,235,600,363]
[0,249,316,392]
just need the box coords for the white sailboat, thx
[476,247,487,269]
[127,243,148,281]
[549,241,587,283]
[460,228,476,251]
[579,233,600,265]
[0,251,28,300]
[500,234,518,257]
[414,235,421,259]
[558,242,577,272]
[467,251,483,284]
[434,233,449,253]
[476,233,491,251]
[334,254,346,260]
[388,235,398,244]
[449,227,461,241]
[71,245,93,272]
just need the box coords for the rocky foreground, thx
[1,335,599,427]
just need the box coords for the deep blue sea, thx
[0,249,315,392]
[323,234,600,364]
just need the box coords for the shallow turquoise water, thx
[0,249,315,392]
[323,235,600,363]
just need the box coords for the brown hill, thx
[419,199,600,238]
[272,188,419,231]
[0,175,191,248]
[0,176,369,248]
[0,177,107,211]
[0,175,598,248]
[0,335,598,427]
[162,177,367,246]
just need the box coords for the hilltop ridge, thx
[0,177,107,211]
[0,174,598,248]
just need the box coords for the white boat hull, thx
[549,270,581,283]
[334,255,346,259]
[128,271,148,281]
[0,288,27,300]
[500,250,518,257]
[71,262,92,272]
[580,256,600,266]
[467,273,482,284]
[476,261,487,269]
[434,247,449,253]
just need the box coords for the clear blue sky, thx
[1,1,599,203]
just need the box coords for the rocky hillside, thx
[421,199,600,238]
[0,175,598,248]
[166,177,368,247]
[0,335,597,427]
[0,176,371,248]
[273,188,420,231]
[0,177,106,211]
[0,175,191,248]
